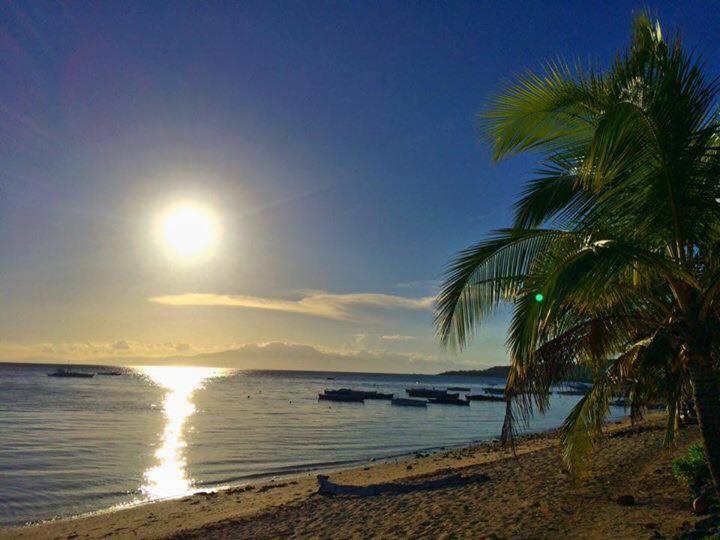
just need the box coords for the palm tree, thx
[435,14,720,492]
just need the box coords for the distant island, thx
[438,365,593,383]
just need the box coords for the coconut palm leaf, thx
[437,12,720,492]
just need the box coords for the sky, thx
[1,2,719,373]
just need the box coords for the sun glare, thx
[136,366,226,500]
[158,204,218,260]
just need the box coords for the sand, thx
[2,415,709,539]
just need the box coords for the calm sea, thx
[0,363,608,526]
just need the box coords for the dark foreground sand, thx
[3,415,712,539]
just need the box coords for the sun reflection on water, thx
[136,366,225,500]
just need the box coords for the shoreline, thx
[2,421,563,530]
[2,426,541,529]
[4,412,706,540]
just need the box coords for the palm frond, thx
[435,228,573,349]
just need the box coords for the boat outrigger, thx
[406,388,459,399]
[391,397,427,408]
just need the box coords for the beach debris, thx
[616,494,636,506]
[693,494,710,514]
[316,472,489,497]
[227,485,254,494]
[257,481,296,493]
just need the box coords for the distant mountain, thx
[438,364,593,383]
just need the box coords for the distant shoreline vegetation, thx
[437,366,511,378]
[438,365,593,383]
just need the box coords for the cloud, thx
[353,332,368,344]
[396,279,440,291]
[148,290,435,320]
[381,334,416,341]
[9,340,206,360]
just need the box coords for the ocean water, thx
[0,363,606,526]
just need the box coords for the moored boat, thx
[363,391,394,400]
[318,392,364,403]
[428,396,470,406]
[406,388,459,399]
[447,386,471,392]
[556,389,589,396]
[98,371,123,376]
[481,387,505,395]
[48,368,94,378]
[324,388,393,400]
[391,397,427,407]
[466,394,506,402]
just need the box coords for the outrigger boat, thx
[48,368,94,378]
[429,396,470,406]
[324,388,393,400]
[391,397,427,407]
[406,388,459,399]
[466,394,506,402]
[556,389,589,396]
[318,392,364,403]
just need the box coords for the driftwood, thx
[316,472,489,497]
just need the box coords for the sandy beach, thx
[2,414,711,540]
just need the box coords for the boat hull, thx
[323,389,393,400]
[428,398,470,406]
[391,398,427,408]
[318,393,364,403]
[466,394,506,402]
[406,389,459,399]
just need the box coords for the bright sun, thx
[159,204,218,260]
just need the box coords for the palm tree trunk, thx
[687,356,720,495]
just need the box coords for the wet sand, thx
[2,414,706,539]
